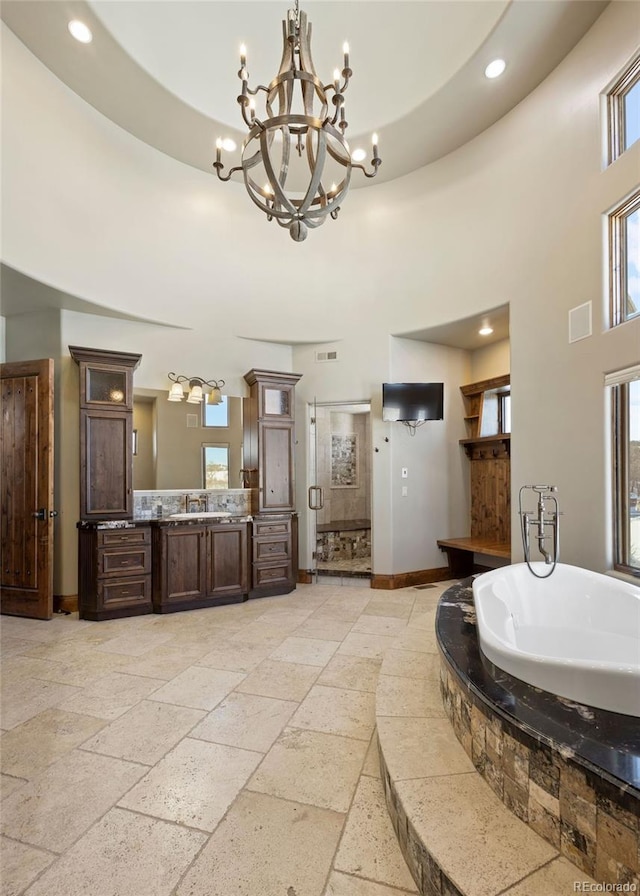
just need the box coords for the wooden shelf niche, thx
[459,374,511,545]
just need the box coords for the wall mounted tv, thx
[382,382,444,422]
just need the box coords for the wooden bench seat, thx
[437,536,510,578]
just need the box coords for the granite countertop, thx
[436,579,640,805]
[78,516,252,529]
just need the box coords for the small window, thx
[607,52,640,164]
[608,190,640,328]
[609,371,640,577]
[498,391,511,434]
[203,395,229,428]
[203,443,229,489]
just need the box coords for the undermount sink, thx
[168,511,231,520]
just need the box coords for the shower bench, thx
[436,536,510,577]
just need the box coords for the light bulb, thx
[479,326,494,336]
[68,20,92,43]
[485,59,506,79]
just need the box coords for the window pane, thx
[626,206,640,321]
[630,380,640,570]
[624,78,640,151]
[203,444,229,489]
[204,396,229,427]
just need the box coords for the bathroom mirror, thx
[133,389,244,490]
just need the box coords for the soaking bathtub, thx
[472,563,640,717]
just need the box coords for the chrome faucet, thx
[519,485,560,578]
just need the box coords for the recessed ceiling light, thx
[221,138,236,152]
[68,20,93,44]
[479,326,494,336]
[485,59,506,79]
[351,148,366,162]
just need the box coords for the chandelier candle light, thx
[214,0,382,241]
[167,373,225,405]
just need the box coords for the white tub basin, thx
[168,511,231,520]
[473,563,640,716]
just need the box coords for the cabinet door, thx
[208,525,248,598]
[80,409,132,519]
[160,527,207,604]
[259,421,295,512]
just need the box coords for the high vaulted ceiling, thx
[1,0,607,186]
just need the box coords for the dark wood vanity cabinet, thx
[70,346,142,520]
[152,521,249,612]
[243,370,302,597]
[78,525,152,620]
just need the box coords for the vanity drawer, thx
[252,561,292,589]
[98,545,151,577]
[253,519,291,538]
[253,536,290,562]
[98,527,150,548]
[99,576,151,609]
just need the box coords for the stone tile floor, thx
[0,581,453,896]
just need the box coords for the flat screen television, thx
[382,382,444,422]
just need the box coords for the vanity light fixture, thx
[167,373,225,405]
[214,0,382,241]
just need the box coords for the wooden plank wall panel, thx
[470,458,510,542]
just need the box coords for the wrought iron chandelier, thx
[167,373,225,405]
[214,0,382,242]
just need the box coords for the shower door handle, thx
[308,486,324,510]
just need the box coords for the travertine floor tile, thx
[334,775,417,891]
[376,673,444,717]
[80,700,205,765]
[269,635,340,667]
[0,835,54,895]
[56,671,161,720]
[1,773,27,800]
[0,749,146,852]
[149,666,245,711]
[377,716,474,780]
[120,643,211,680]
[95,630,175,656]
[362,733,382,778]
[391,626,438,654]
[293,619,354,641]
[395,775,558,896]
[22,807,207,896]
[190,692,297,752]
[318,654,382,693]
[324,870,418,896]
[0,636,36,657]
[290,685,375,741]
[195,641,271,673]
[0,709,106,779]
[362,600,413,619]
[381,648,437,680]
[176,790,345,896]
[118,737,262,831]
[247,726,368,812]
[502,856,598,894]
[337,632,397,660]
[236,658,320,701]
[351,615,409,637]
[0,678,81,730]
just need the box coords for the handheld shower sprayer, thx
[518,484,560,578]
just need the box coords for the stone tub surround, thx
[375,595,603,896]
[133,489,251,519]
[435,581,640,889]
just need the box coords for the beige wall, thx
[470,339,510,383]
[2,3,639,585]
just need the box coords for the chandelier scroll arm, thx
[213,161,245,182]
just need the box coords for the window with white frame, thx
[608,189,640,328]
[607,52,640,164]
[607,366,640,576]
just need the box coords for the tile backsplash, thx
[134,489,251,519]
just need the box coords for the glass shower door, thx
[308,399,324,583]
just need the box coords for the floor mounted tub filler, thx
[473,562,640,717]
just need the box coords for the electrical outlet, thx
[401,467,408,478]
[401,486,408,497]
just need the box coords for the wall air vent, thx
[568,301,592,343]
[315,351,339,363]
